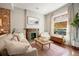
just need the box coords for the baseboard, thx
[71,46,79,50]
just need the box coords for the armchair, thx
[39,32,50,42]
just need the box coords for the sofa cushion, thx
[0,34,8,51]
[13,32,26,41]
[18,32,26,42]
[18,33,25,39]
[13,33,29,43]
[5,40,29,55]
[38,37,49,42]
[7,34,13,40]
[0,39,5,52]
[11,35,19,41]
[13,33,20,41]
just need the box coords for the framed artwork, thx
[0,18,2,26]
[54,14,68,36]
[27,16,39,25]
[54,21,67,35]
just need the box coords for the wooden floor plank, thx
[31,41,79,56]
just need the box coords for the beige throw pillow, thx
[11,35,19,41]
[39,37,49,42]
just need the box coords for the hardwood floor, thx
[31,41,79,56]
[54,42,79,56]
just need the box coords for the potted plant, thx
[71,12,79,41]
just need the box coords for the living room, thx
[0,3,79,56]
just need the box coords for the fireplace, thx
[31,32,36,39]
[25,28,39,41]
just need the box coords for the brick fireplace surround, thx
[25,28,39,41]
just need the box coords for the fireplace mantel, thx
[25,28,39,29]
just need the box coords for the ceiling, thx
[14,3,67,15]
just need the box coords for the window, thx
[54,14,68,36]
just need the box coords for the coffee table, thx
[35,39,52,49]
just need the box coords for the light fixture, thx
[36,7,39,10]
[43,9,47,11]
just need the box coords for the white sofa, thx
[0,34,38,56]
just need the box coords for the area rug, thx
[31,42,69,56]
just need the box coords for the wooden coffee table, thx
[35,39,52,49]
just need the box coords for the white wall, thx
[26,10,44,33]
[11,7,25,33]
[45,4,71,45]
[0,3,25,33]
[73,4,79,15]
[44,14,51,33]
[0,3,11,9]
[0,3,45,34]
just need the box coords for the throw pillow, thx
[11,35,19,41]
[39,37,49,42]
[13,33,20,41]
[18,32,25,41]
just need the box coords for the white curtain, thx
[68,3,75,45]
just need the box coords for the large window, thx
[54,14,68,36]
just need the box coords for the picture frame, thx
[27,16,39,25]
[54,14,68,36]
[0,18,2,26]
